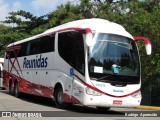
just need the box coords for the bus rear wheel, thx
[14,82,21,98]
[9,81,13,95]
[54,86,70,109]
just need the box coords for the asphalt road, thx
[0,89,159,120]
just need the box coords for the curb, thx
[136,106,160,111]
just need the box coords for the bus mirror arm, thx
[133,36,152,55]
[85,28,94,47]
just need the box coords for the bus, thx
[0,58,4,89]
[3,18,151,110]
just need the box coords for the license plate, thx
[113,100,122,105]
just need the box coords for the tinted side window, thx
[58,31,85,75]
[29,34,55,55]
[39,34,55,53]
[6,51,15,59]
[58,32,75,66]
[29,38,40,55]
[6,34,55,58]
[18,42,28,57]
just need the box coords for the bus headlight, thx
[86,87,102,96]
[132,91,141,98]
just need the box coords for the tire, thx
[14,82,21,98]
[96,107,110,111]
[54,86,71,109]
[9,81,13,95]
[1,87,6,90]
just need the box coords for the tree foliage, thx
[2,10,48,33]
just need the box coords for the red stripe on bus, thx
[6,45,21,51]
[4,70,81,104]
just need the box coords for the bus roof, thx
[7,18,133,47]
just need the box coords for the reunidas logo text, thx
[23,55,48,68]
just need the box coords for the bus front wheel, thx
[54,86,70,109]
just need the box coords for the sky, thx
[0,0,75,22]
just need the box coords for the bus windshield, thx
[88,33,140,84]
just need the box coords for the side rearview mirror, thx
[133,36,152,55]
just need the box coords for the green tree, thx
[2,10,48,33]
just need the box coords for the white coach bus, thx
[3,18,151,110]
[0,58,4,89]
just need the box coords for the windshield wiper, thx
[92,74,115,81]
[91,75,139,84]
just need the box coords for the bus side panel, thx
[20,52,55,97]
[3,52,56,98]
[0,63,3,88]
[3,57,10,89]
